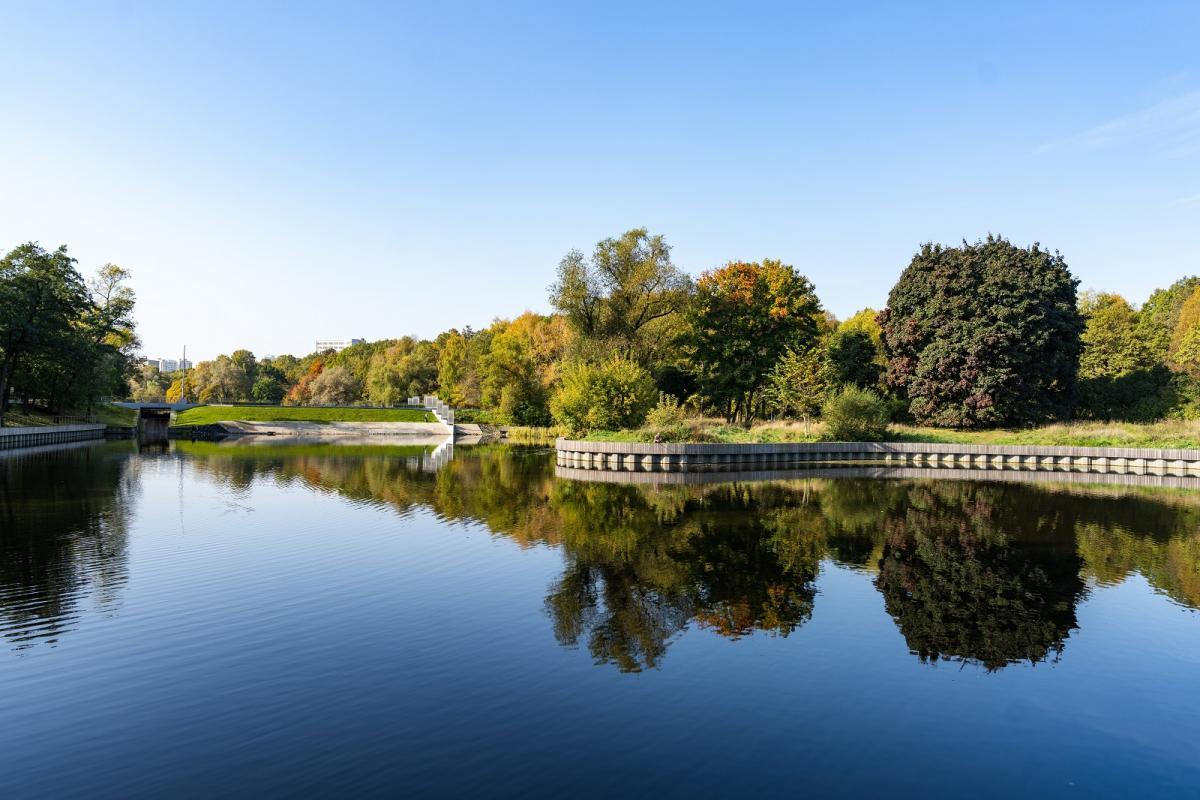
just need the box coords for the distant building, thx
[315,338,365,353]
[154,358,192,373]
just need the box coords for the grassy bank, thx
[172,406,436,426]
[1,404,138,428]
[580,418,1200,449]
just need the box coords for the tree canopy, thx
[0,243,137,423]
[549,228,692,365]
[687,259,822,425]
[880,236,1083,428]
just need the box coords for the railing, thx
[408,395,455,426]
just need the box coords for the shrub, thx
[821,386,890,441]
[550,358,657,435]
[645,393,687,428]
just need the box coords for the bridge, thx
[112,402,201,443]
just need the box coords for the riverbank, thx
[172,406,435,426]
[556,438,1200,480]
[581,418,1200,449]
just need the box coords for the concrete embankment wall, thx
[211,421,450,437]
[0,424,106,451]
[556,438,1200,476]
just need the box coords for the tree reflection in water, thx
[109,445,1200,670]
[0,443,136,650]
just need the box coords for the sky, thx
[1,1,1198,362]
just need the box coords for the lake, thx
[2,440,1198,798]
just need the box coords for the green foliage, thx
[880,236,1084,428]
[251,375,286,404]
[482,313,570,425]
[1078,293,1148,378]
[365,337,438,406]
[825,328,883,390]
[550,227,692,366]
[1075,293,1171,421]
[687,259,822,425]
[1138,276,1200,363]
[550,358,657,435]
[308,365,362,405]
[765,344,829,421]
[644,393,687,428]
[820,385,890,441]
[1168,286,1200,377]
[0,244,137,423]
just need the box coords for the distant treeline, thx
[0,243,138,425]
[119,228,1200,430]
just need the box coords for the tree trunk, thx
[0,358,13,427]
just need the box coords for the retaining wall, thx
[555,438,1200,476]
[0,424,106,451]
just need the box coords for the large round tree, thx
[880,236,1083,428]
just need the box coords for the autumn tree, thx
[549,228,692,365]
[880,236,1083,428]
[1168,286,1200,377]
[1138,276,1200,363]
[686,259,822,425]
[482,313,572,425]
[309,365,362,405]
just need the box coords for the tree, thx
[765,345,828,429]
[549,228,692,365]
[826,328,883,390]
[0,243,90,424]
[129,362,171,402]
[550,357,657,435]
[1169,286,1200,376]
[1138,276,1200,364]
[197,356,243,403]
[481,313,571,425]
[1079,293,1148,378]
[365,337,438,406]
[308,365,362,405]
[879,236,1084,428]
[1076,292,1170,420]
[686,259,822,426]
[251,375,285,404]
[229,349,258,399]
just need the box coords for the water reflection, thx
[0,443,136,650]
[176,442,1200,671]
[4,441,1199,669]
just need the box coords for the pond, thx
[1,441,1198,797]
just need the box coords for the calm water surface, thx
[1,440,1198,798]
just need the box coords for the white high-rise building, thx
[153,358,191,373]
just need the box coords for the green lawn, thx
[96,405,139,427]
[1,404,137,428]
[172,406,436,426]
[581,418,1200,449]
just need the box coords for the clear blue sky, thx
[2,1,1197,361]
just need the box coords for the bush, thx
[821,386,890,441]
[550,358,657,435]
[645,393,687,428]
